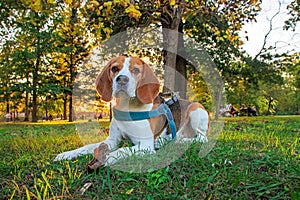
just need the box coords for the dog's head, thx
[96,56,160,104]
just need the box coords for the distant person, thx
[5,112,11,122]
[42,116,48,121]
[219,107,226,117]
[240,104,246,111]
[230,105,238,116]
[248,105,257,116]
[240,104,247,116]
[225,104,231,111]
[253,106,257,116]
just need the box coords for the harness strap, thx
[113,103,177,139]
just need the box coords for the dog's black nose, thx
[116,75,129,85]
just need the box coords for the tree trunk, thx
[6,99,9,113]
[175,55,187,98]
[175,22,187,99]
[68,52,74,122]
[24,90,29,121]
[162,29,179,93]
[45,106,48,118]
[161,5,184,93]
[63,95,67,120]
[214,82,224,120]
[32,64,38,122]
[69,93,73,122]
[32,14,40,122]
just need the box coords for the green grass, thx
[0,116,299,199]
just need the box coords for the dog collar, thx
[113,103,177,139]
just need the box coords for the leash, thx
[113,97,178,140]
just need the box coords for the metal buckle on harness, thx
[159,92,179,106]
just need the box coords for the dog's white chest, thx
[113,119,153,144]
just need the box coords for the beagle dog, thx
[54,56,210,168]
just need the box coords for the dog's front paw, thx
[53,151,78,161]
[87,143,109,170]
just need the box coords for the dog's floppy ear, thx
[95,59,114,102]
[136,63,160,104]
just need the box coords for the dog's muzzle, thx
[116,75,129,86]
[114,75,130,96]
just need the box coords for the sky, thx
[240,0,300,58]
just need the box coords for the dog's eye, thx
[131,68,140,75]
[111,66,119,73]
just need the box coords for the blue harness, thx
[113,103,177,139]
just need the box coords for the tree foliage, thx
[284,0,300,31]
[0,0,299,120]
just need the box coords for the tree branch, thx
[254,0,282,60]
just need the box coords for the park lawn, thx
[0,116,299,199]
